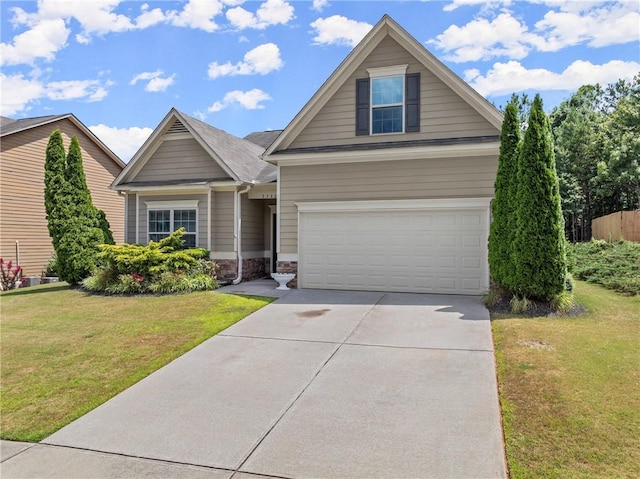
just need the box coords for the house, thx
[0,114,125,276]
[116,15,502,295]
[111,109,281,282]
[263,15,503,295]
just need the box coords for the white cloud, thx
[534,2,640,50]
[429,13,536,62]
[0,74,112,115]
[431,1,640,62]
[208,43,283,78]
[165,0,224,32]
[135,4,166,29]
[226,0,294,30]
[130,70,176,92]
[312,0,330,12]
[465,59,640,97]
[208,89,272,112]
[46,80,110,101]
[310,15,372,47]
[89,124,153,163]
[0,73,45,116]
[0,18,69,66]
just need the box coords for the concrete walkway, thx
[1,287,506,479]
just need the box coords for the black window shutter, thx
[355,78,370,136]
[405,73,420,132]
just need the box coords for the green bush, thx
[569,240,640,295]
[82,229,218,295]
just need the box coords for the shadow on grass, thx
[1,284,71,297]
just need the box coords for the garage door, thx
[298,202,489,295]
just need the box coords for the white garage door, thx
[298,202,489,295]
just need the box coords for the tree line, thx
[511,74,639,242]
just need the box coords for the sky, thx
[1,0,639,162]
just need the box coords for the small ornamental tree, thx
[489,99,521,289]
[512,94,567,299]
[44,130,68,248]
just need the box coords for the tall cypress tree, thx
[512,94,567,299]
[55,136,106,284]
[489,100,520,289]
[44,130,68,249]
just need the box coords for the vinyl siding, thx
[134,138,230,182]
[279,156,498,254]
[286,36,498,150]
[0,118,124,276]
[126,193,137,243]
[241,195,265,252]
[213,191,234,252]
[137,194,208,248]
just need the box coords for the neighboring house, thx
[111,108,281,282]
[263,15,503,294]
[0,114,125,276]
[114,15,503,295]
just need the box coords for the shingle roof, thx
[0,114,69,136]
[173,110,277,184]
[244,130,283,149]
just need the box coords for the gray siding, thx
[213,191,234,252]
[241,195,265,252]
[287,36,498,150]
[126,193,137,243]
[279,156,498,254]
[137,194,208,248]
[135,138,230,182]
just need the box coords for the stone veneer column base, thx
[276,260,298,288]
[214,257,268,283]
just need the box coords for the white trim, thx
[135,194,139,244]
[124,193,129,242]
[296,198,492,213]
[163,133,192,140]
[211,251,267,260]
[145,200,199,209]
[114,181,242,193]
[207,189,212,252]
[276,165,281,254]
[367,64,408,78]
[269,141,499,166]
[278,253,298,262]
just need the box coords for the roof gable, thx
[265,15,502,156]
[0,113,125,169]
[113,108,276,188]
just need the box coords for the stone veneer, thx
[276,260,298,288]
[214,257,267,283]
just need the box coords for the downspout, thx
[232,184,253,284]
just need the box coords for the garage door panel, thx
[299,208,488,295]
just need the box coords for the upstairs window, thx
[356,65,420,137]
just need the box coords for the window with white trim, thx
[371,75,404,134]
[146,201,198,248]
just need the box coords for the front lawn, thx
[0,283,272,441]
[493,281,640,478]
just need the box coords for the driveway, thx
[2,289,507,478]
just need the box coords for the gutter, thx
[232,183,253,285]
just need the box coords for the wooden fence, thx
[591,210,640,242]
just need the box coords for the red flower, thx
[132,273,144,282]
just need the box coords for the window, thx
[146,201,198,248]
[356,65,420,136]
[371,76,404,134]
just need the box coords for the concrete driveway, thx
[1,288,507,479]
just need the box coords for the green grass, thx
[568,240,640,295]
[493,281,640,478]
[0,283,273,441]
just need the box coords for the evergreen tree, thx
[96,208,115,245]
[488,100,520,289]
[512,94,567,299]
[44,130,68,248]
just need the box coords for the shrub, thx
[550,291,575,314]
[82,229,218,295]
[569,240,640,295]
[42,255,59,277]
[0,258,23,291]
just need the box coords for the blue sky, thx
[2,0,638,161]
